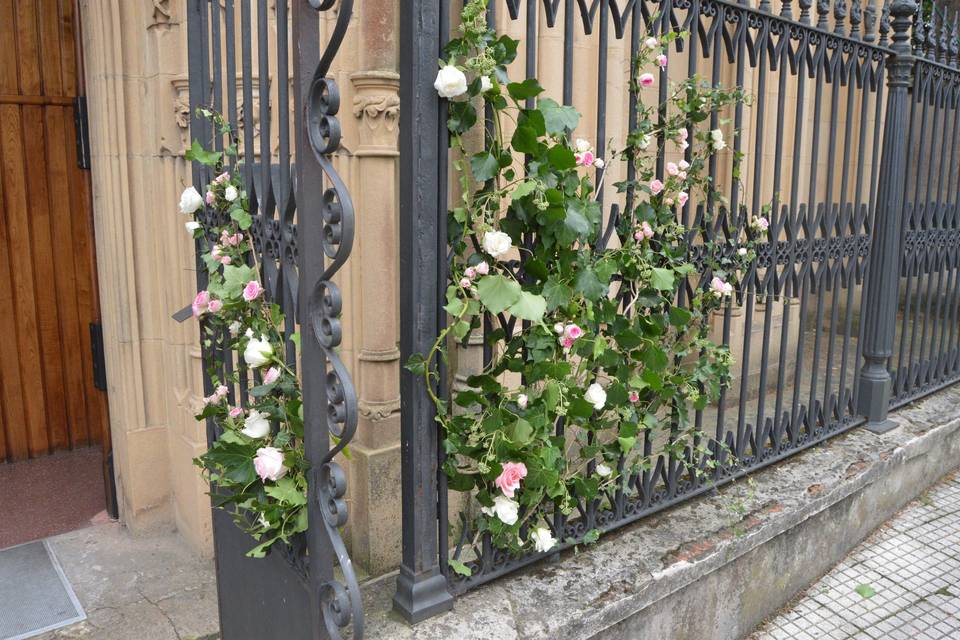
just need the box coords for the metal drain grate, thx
[0,541,84,640]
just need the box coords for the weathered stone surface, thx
[360,386,960,640]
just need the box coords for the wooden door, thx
[0,0,108,463]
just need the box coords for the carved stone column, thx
[345,70,403,574]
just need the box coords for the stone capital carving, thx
[350,71,400,153]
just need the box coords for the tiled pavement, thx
[751,472,960,639]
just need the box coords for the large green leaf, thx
[476,275,522,314]
[264,477,307,506]
[539,98,580,134]
[504,417,534,444]
[508,291,546,321]
[470,152,500,183]
[650,267,675,291]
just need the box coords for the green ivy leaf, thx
[185,140,222,166]
[539,98,580,134]
[230,207,252,230]
[449,559,473,577]
[511,125,541,155]
[668,306,692,327]
[547,145,576,170]
[542,279,572,311]
[505,417,534,444]
[470,152,500,183]
[574,268,607,301]
[507,78,544,100]
[511,180,538,200]
[650,267,675,291]
[508,291,546,322]
[264,477,307,506]
[476,275,522,314]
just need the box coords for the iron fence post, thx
[857,0,917,432]
[394,0,455,623]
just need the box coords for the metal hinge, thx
[90,322,107,391]
[73,96,91,170]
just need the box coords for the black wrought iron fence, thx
[184,1,361,638]
[890,17,960,406]
[397,0,955,622]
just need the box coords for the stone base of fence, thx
[358,385,960,640]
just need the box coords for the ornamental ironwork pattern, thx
[398,0,959,613]
[185,0,362,638]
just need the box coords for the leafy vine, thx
[413,0,758,566]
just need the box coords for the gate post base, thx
[393,568,453,624]
[863,418,899,434]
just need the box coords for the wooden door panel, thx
[0,0,105,462]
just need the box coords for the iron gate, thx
[184,1,362,638]
[396,0,957,622]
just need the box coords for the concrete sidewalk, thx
[33,521,219,640]
[751,472,960,639]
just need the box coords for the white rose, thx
[253,446,288,482]
[185,221,201,234]
[575,138,592,153]
[554,322,565,335]
[480,495,519,525]
[434,65,468,99]
[244,335,274,368]
[595,158,605,169]
[711,129,726,151]
[480,75,493,93]
[639,133,652,150]
[241,409,271,439]
[482,231,512,260]
[179,186,204,214]
[530,526,557,553]
[645,36,659,49]
[224,185,239,202]
[517,394,528,410]
[585,382,607,411]
[738,247,748,256]
[596,463,612,477]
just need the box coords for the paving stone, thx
[752,472,960,640]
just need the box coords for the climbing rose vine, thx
[181,112,308,558]
[412,0,756,570]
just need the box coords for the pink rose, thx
[666,162,679,176]
[657,54,668,68]
[464,266,476,279]
[460,277,472,288]
[253,447,288,482]
[564,324,583,340]
[243,280,264,302]
[192,290,211,317]
[220,231,243,246]
[207,299,223,313]
[263,367,281,385]
[475,261,490,275]
[214,172,230,185]
[678,191,689,207]
[649,179,664,195]
[575,150,595,167]
[638,72,655,88]
[205,191,215,205]
[628,391,640,403]
[677,128,689,141]
[679,160,690,170]
[710,276,733,297]
[561,336,574,349]
[634,230,644,242]
[640,221,654,239]
[494,461,528,497]
[229,406,243,418]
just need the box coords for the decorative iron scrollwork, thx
[304,1,363,638]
